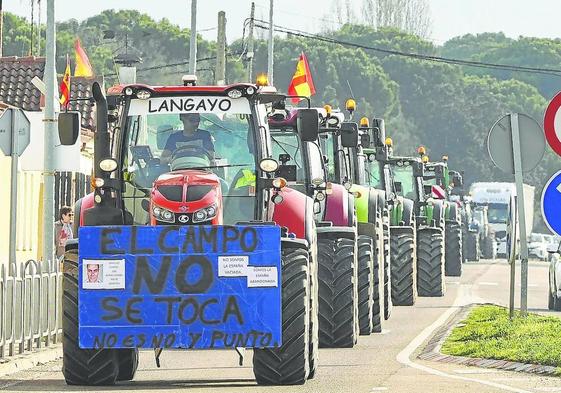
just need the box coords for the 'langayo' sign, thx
[128,96,251,115]
[77,225,281,350]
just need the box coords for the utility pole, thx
[37,0,41,56]
[0,0,3,57]
[215,11,226,85]
[189,0,197,75]
[267,0,274,85]
[246,2,255,82]
[43,0,56,265]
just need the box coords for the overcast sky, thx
[4,0,561,44]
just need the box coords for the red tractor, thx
[58,78,320,385]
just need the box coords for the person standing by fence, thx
[55,206,74,260]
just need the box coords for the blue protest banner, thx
[77,225,282,350]
[542,170,561,236]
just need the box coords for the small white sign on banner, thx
[247,266,278,288]
[82,259,125,290]
[218,255,248,277]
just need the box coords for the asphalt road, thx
[2,259,560,393]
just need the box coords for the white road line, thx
[479,282,499,286]
[396,285,533,393]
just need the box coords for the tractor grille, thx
[186,185,213,202]
[157,185,183,202]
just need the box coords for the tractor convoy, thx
[57,76,469,387]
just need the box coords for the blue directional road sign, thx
[542,170,561,236]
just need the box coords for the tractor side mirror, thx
[423,184,433,196]
[340,122,359,148]
[394,182,402,194]
[452,172,464,187]
[58,112,80,145]
[297,108,319,142]
[141,199,150,213]
[360,132,371,148]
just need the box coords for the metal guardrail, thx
[0,259,62,358]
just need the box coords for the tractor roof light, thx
[324,104,332,115]
[422,155,429,163]
[272,177,287,189]
[360,117,369,127]
[345,98,356,113]
[182,74,198,86]
[256,73,269,87]
[417,146,426,155]
[136,90,151,100]
[442,155,449,162]
[385,137,393,147]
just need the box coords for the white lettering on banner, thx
[218,256,248,277]
[247,266,278,288]
[83,259,125,290]
[128,96,251,115]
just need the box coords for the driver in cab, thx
[160,113,215,165]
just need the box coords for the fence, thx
[0,259,62,358]
[54,171,91,218]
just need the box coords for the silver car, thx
[548,240,561,311]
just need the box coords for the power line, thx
[252,19,561,77]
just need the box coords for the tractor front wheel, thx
[390,227,417,306]
[445,223,463,277]
[417,227,446,297]
[357,235,374,335]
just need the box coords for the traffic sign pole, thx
[9,109,18,266]
[511,113,529,316]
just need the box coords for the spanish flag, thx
[59,55,71,108]
[74,38,94,77]
[287,52,316,104]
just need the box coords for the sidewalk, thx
[0,345,62,377]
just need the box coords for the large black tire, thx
[357,235,374,335]
[548,282,555,310]
[445,223,463,277]
[318,237,357,348]
[307,242,319,380]
[481,236,496,260]
[382,220,392,320]
[62,248,120,386]
[464,232,480,262]
[417,227,446,297]
[390,227,417,306]
[116,349,139,381]
[253,246,310,385]
[371,228,383,333]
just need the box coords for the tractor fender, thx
[350,184,370,225]
[433,200,446,228]
[272,186,315,245]
[316,225,356,241]
[324,183,351,227]
[446,202,460,223]
[401,198,415,227]
[75,193,94,231]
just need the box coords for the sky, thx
[4,0,561,44]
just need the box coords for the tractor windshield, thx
[270,131,305,181]
[391,163,417,201]
[365,158,383,189]
[121,96,258,225]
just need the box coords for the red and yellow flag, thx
[287,52,316,104]
[74,38,94,77]
[59,55,71,108]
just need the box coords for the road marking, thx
[448,281,461,285]
[396,285,533,393]
[371,388,388,391]
[479,282,499,286]
[380,329,391,335]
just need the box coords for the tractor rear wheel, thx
[116,349,139,381]
[445,223,463,277]
[357,235,374,335]
[62,248,120,386]
[390,227,417,306]
[371,229,383,333]
[382,219,392,320]
[253,246,310,385]
[417,227,446,297]
[308,242,319,380]
[465,232,480,262]
[318,237,357,348]
[482,236,496,260]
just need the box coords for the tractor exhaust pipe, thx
[92,82,111,179]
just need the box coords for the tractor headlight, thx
[227,89,243,99]
[246,86,256,95]
[136,90,151,100]
[152,205,175,223]
[259,158,279,173]
[124,87,134,96]
[99,158,118,172]
[193,203,218,223]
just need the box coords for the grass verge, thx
[441,304,561,374]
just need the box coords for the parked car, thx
[529,233,549,261]
[548,240,561,311]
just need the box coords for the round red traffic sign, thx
[544,91,561,156]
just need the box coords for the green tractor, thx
[421,155,463,277]
[318,102,389,330]
[360,118,417,306]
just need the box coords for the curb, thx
[418,304,559,376]
[0,345,62,377]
